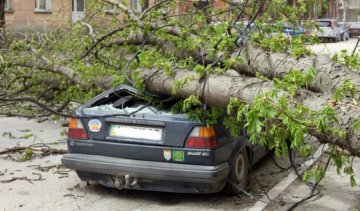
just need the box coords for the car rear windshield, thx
[85,90,179,114]
[316,21,331,27]
[350,24,360,29]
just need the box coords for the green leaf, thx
[20,133,33,139]
[350,175,356,187]
[352,120,360,131]
[302,170,312,182]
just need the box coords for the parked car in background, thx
[282,25,306,38]
[338,23,350,41]
[315,19,341,42]
[62,85,268,195]
[349,23,360,37]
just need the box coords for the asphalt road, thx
[308,37,360,56]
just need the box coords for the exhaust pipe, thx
[104,175,138,189]
[124,174,138,187]
[114,176,124,190]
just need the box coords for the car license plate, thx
[109,124,163,141]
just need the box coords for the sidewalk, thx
[264,154,360,210]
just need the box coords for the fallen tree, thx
[0,0,360,181]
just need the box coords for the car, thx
[61,85,268,194]
[315,19,341,42]
[265,23,306,40]
[349,23,360,37]
[338,23,350,41]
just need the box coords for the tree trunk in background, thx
[0,0,6,49]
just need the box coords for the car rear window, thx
[350,24,360,29]
[316,21,331,27]
[86,89,179,114]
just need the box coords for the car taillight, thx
[68,118,88,140]
[185,126,217,149]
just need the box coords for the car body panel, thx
[282,25,305,38]
[349,23,360,37]
[315,19,341,41]
[62,153,230,182]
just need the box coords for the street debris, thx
[0,169,7,176]
[0,145,67,156]
[32,172,45,181]
[0,176,33,184]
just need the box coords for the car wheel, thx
[222,148,249,195]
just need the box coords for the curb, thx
[248,144,327,211]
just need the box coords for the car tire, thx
[222,148,249,196]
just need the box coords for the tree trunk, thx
[0,0,5,49]
[237,45,360,94]
[140,68,360,157]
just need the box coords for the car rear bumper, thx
[62,153,230,193]
[317,34,337,38]
[316,31,338,38]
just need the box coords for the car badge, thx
[172,151,185,162]
[163,149,171,161]
[88,119,102,132]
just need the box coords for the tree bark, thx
[0,0,6,49]
[238,45,360,94]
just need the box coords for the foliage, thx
[18,148,33,162]
[225,69,359,185]
[249,0,318,57]
[332,50,360,71]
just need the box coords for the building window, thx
[131,0,148,12]
[35,0,52,12]
[5,0,12,11]
[131,0,142,12]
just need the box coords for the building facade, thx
[5,0,75,30]
[3,0,148,31]
[338,0,360,22]
[284,0,359,22]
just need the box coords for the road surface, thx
[308,37,360,56]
